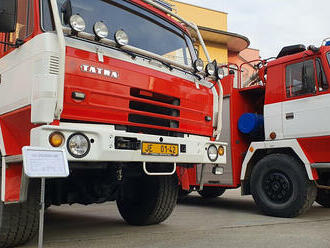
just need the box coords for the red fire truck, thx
[0,0,226,246]
[179,39,330,218]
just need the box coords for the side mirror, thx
[0,0,17,33]
[61,0,72,25]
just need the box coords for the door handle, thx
[286,112,294,120]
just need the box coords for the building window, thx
[285,60,316,97]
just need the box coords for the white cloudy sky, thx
[180,0,330,58]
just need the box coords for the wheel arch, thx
[240,140,315,195]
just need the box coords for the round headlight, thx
[217,67,225,80]
[193,59,204,73]
[93,21,108,39]
[114,30,129,46]
[207,145,218,162]
[69,14,86,32]
[67,133,90,158]
[206,63,216,76]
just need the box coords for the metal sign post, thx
[38,178,46,248]
[22,146,69,248]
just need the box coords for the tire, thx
[250,154,317,218]
[198,186,226,198]
[315,178,330,208]
[0,167,40,248]
[116,174,178,226]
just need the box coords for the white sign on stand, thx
[23,147,69,178]
[22,146,69,248]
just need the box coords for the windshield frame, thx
[40,0,197,67]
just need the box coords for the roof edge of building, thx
[198,26,250,46]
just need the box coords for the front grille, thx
[129,88,180,129]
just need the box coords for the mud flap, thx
[176,167,190,190]
[1,158,28,203]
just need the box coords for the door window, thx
[316,58,328,92]
[3,0,33,52]
[285,60,316,97]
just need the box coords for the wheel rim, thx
[262,171,293,203]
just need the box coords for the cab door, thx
[282,57,330,139]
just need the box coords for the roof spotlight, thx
[93,21,109,39]
[193,58,204,73]
[114,30,129,46]
[69,14,86,32]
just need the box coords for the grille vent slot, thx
[130,88,180,106]
[128,114,179,129]
[49,56,60,75]
[129,88,180,129]
[129,101,180,117]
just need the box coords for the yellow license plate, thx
[142,142,179,156]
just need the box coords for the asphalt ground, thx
[23,189,330,248]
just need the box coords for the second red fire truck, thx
[179,39,330,218]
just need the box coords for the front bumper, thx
[30,123,226,164]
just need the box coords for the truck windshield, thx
[327,52,330,67]
[42,0,195,67]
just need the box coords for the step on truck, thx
[179,39,330,217]
[0,0,227,246]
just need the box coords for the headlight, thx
[69,14,86,32]
[193,59,204,73]
[93,21,108,39]
[114,30,129,46]
[217,67,225,80]
[206,63,216,76]
[207,145,218,162]
[67,133,90,158]
[49,132,65,147]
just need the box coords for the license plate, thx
[142,142,178,156]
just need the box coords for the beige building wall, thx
[171,1,228,31]
[171,0,229,63]
[201,41,227,64]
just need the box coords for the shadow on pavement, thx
[177,194,259,215]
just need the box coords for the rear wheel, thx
[315,178,330,208]
[0,167,40,248]
[250,154,317,218]
[198,186,226,198]
[116,174,178,226]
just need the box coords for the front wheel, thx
[117,174,178,226]
[0,175,40,248]
[250,154,317,218]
